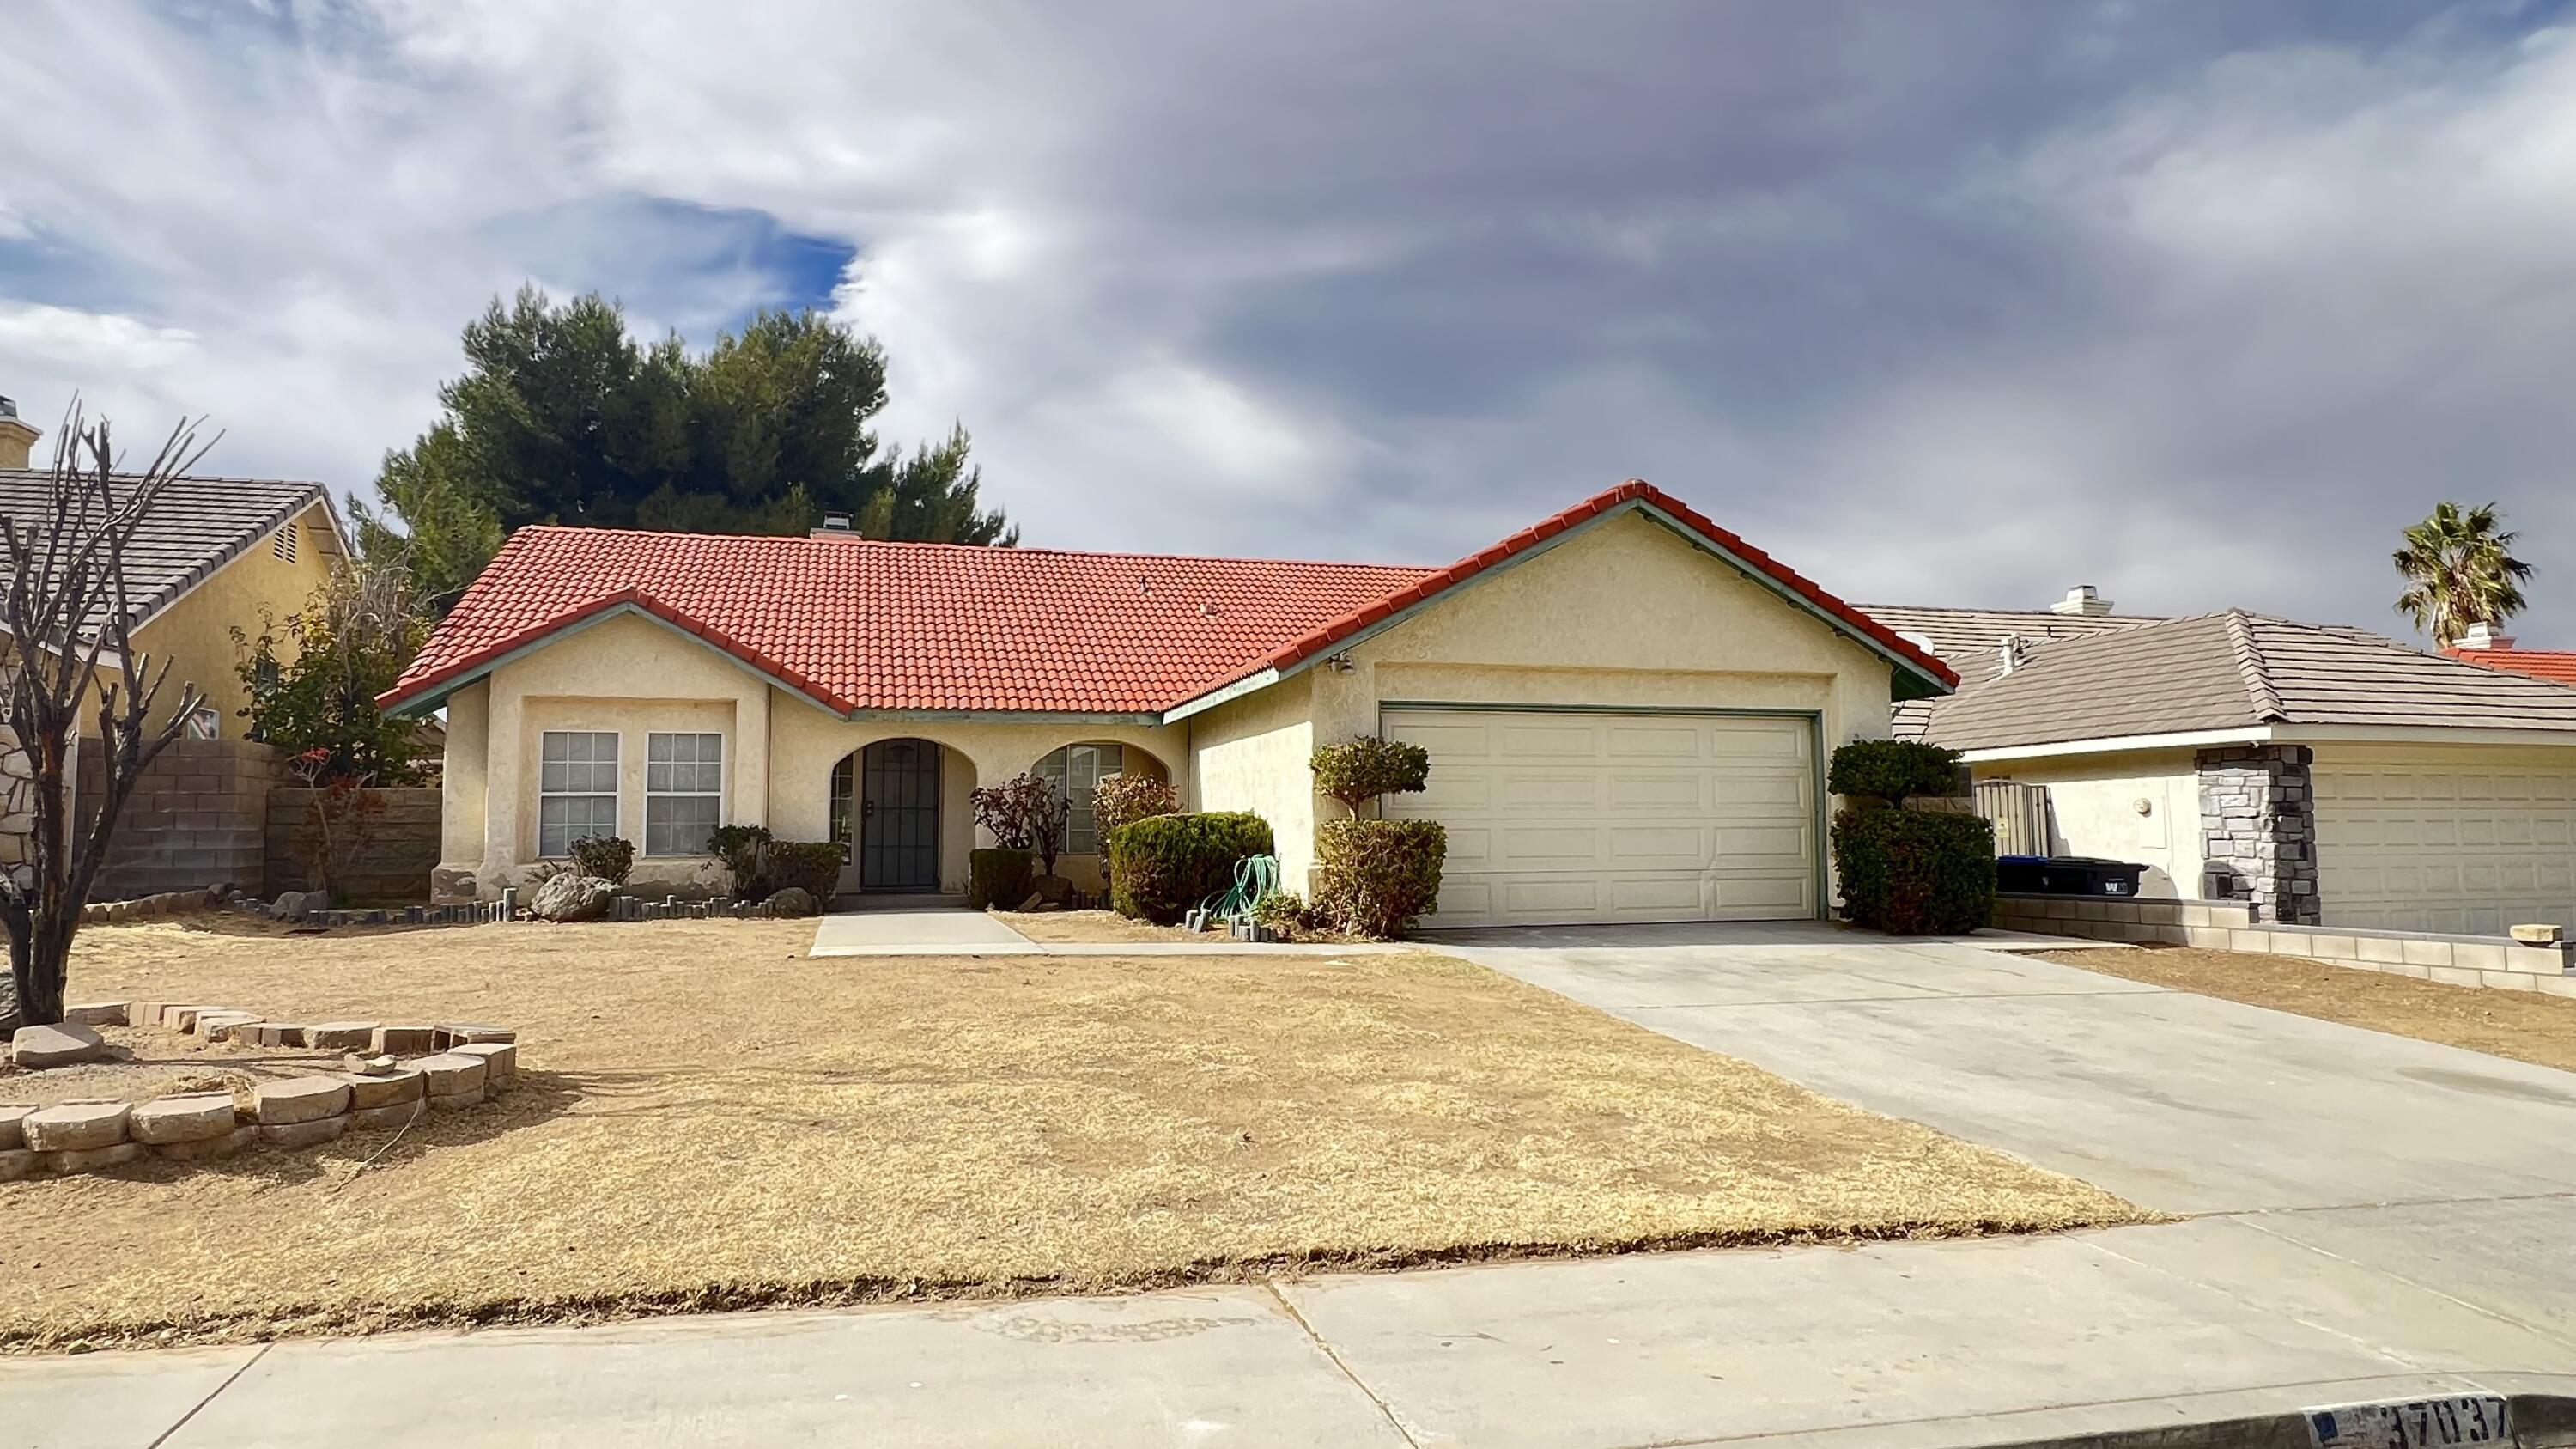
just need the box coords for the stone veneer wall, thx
[80,738,280,900]
[2196,744,2318,925]
[0,721,34,886]
[264,786,442,904]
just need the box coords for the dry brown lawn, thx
[1,918,2142,1351]
[2042,946,2576,1074]
[992,908,1208,943]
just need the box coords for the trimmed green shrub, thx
[1830,806,1996,935]
[1826,739,1965,805]
[1310,736,1432,816]
[769,842,847,902]
[707,824,776,895]
[1250,889,1313,936]
[1313,818,1449,939]
[1106,812,1275,923]
[969,848,1036,910]
[568,834,635,886]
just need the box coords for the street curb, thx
[1978,1395,2576,1449]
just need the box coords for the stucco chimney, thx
[0,397,37,472]
[2458,621,2515,652]
[2049,585,2112,617]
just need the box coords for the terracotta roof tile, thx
[381,481,1953,716]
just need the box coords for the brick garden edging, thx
[1993,892,2576,996]
[0,1003,519,1182]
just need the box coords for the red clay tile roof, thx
[2447,646,2576,687]
[380,481,1953,716]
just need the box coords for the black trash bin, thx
[1998,855,2146,897]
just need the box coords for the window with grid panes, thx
[646,732,724,855]
[538,731,620,856]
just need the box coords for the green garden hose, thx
[1206,853,1281,922]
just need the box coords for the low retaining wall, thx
[1995,892,2576,996]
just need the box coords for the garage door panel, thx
[2315,757,2576,932]
[1385,707,1816,928]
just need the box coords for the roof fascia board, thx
[1162,667,1283,724]
[384,603,842,718]
[1958,727,2275,762]
[2273,723,2576,749]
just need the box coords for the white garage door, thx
[2312,752,2576,935]
[1381,707,1818,928]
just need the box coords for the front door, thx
[860,740,942,892]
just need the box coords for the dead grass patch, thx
[992,909,1206,943]
[2,919,2143,1351]
[2042,945,2576,1074]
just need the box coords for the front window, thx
[538,730,620,857]
[645,732,724,855]
[1036,744,1123,855]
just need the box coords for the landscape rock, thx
[454,1041,518,1085]
[63,1002,127,1026]
[343,1053,398,1076]
[413,1053,489,1099]
[11,1022,106,1069]
[259,1115,349,1149]
[305,1022,379,1050]
[531,873,617,922]
[252,1076,351,1125]
[0,1105,31,1149]
[1031,873,1075,906]
[762,886,817,916]
[429,866,477,904]
[0,1148,32,1182]
[153,1126,257,1162]
[373,1025,435,1055]
[44,1142,146,1173]
[271,889,328,920]
[343,1068,424,1109]
[130,1093,242,1145]
[23,1101,131,1152]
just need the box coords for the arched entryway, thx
[1030,741,1172,891]
[830,739,948,895]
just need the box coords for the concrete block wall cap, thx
[125,1001,166,1027]
[22,1101,131,1152]
[129,1093,243,1145]
[63,1002,126,1026]
[2511,923,2566,945]
[372,1026,435,1055]
[412,1053,489,1095]
[352,1101,425,1131]
[424,1083,486,1111]
[252,1076,353,1125]
[0,1148,32,1182]
[11,1022,106,1068]
[305,1022,379,1050]
[0,1104,32,1150]
[453,1041,518,1082]
[343,1068,425,1108]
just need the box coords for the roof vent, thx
[2050,585,2112,617]
[810,511,858,539]
[2458,621,2515,652]
[0,395,16,421]
[1997,635,2033,675]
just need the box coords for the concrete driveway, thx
[1430,922,2576,1337]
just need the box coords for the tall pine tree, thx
[356,287,1013,614]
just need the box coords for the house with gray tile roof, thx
[1912,608,2576,935]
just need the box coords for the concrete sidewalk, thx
[12,1217,2572,1449]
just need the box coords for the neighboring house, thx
[2445,622,2576,687]
[1920,609,2576,935]
[378,481,1957,925]
[1861,587,2166,740]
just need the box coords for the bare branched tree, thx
[0,405,216,1028]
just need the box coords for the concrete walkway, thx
[809,904,1404,957]
[13,1218,2572,1448]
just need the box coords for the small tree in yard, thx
[0,408,216,1029]
[234,552,431,784]
[972,772,1068,878]
[1308,737,1445,938]
[1093,772,1179,842]
[284,748,384,906]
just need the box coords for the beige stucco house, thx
[380,482,1956,924]
[1907,608,2576,935]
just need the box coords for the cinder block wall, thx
[81,738,280,898]
[264,786,441,904]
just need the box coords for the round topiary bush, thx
[1313,818,1448,938]
[1105,812,1275,923]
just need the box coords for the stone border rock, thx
[0,1001,520,1182]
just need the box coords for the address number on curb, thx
[2309,1397,2512,1449]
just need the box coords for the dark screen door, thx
[860,740,941,891]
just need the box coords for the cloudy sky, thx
[7,0,2576,640]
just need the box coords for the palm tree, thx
[2393,502,2534,647]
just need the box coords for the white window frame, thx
[538,730,622,859]
[644,731,726,856]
